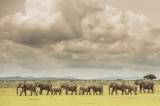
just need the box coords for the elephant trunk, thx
[17,87,19,96]
[153,85,155,93]
[108,86,110,95]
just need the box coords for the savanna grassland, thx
[0,80,160,106]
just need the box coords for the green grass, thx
[0,85,160,106]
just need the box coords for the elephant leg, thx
[151,88,153,93]
[79,90,81,95]
[134,90,137,95]
[115,89,118,95]
[35,90,38,96]
[143,88,146,93]
[121,90,124,95]
[92,91,94,95]
[94,91,97,95]
[129,90,132,95]
[148,89,150,93]
[130,91,132,95]
[89,90,91,95]
[39,89,42,95]
[140,87,142,93]
[85,91,87,95]
[33,90,35,96]
[127,90,129,95]
[152,88,154,93]
[24,90,27,96]
[96,90,98,95]
[66,90,68,95]
[30,91,33,96]
[109,88,110,95]
[81,91,83,95]
[71,91,73,95]
[20,90,24,96]
[100,91,102,95]
[46,90,49,95]
[84,91,86,95]
[51,91,53,95]
[111,88,115,95]
[86,91,88,95]
[124,89,127,95]
[96,91,98,95]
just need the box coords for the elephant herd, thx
[16,79,155,96]
[109,79,155,95]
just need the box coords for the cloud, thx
[0,0,160,78]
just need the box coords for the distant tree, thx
[143,74,157,80]
[116,79,123,81]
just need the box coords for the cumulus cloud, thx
[0,0,160,78]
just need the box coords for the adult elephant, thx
[35,82,52,95]
[17,82,38,96]
[109,82,127,95]
[135,80,155,93]
[61,83,77,95]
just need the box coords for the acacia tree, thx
[143,74,157,80]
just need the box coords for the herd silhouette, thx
[16,79,155,96]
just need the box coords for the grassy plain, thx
[0,85,160,106]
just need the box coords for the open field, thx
[0,84,160,106]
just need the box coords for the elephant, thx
[35,82,52,95]
[109,82,127,95]
[51,87,62,95]
[17,82,38,96]
[125,84,137,95]
[87,84,103,95]
[61,83,77,95]
[79,86,90,95]
[135,80,155,93]
[92,85,103,95]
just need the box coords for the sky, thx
[0,0,160,79]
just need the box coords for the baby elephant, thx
[125,85,137,95]
[79,86,90,95]
[51,87,62,95]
